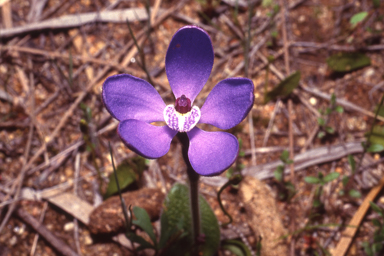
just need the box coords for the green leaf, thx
[274,165,284,182]
[264,71,301,104]
[362,241,373,256]
[372,242,383,254]
[159,183,220,256]
[317,117,325,126]
[372,219,382,227]
[222,239,252,256]
[349,189,362,198]
[342,175,349,187]
[330,93,336,105]
[280,150,290,162]
[323,172,340,183]
[335,106,344,113]
[325,126,335,134]
[348,155,356,173]
[350,12,368,26]
[79,119,89,134]
[312,199,322,208]
[158,213,186,250]
[367,144,384,153]
[369,201,383,216]
[304,176,320,184]
[226,168,234,179]
[326,52,371,72]
[126,232,155,250]
[103,157,145,199]
[132,206,157,246]
[366,125,384,149]
[262,0,273,7]
[80,102,92,121]
[317,131,326,139]
[375,104,384,117]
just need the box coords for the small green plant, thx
[350,11,368,28]
[362,202,384,256]
[274,150,296,201]
[304,171,340,209]
[317,93,344,139]
[339,155,362,198]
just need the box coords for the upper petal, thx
[102,74,165,123]
[118,119,177,159]
[165,26,214,103]
[187,128,239,176]
[199,78,254,129]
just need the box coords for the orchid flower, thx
[102,26,254,176]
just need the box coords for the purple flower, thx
[102,26,254,176]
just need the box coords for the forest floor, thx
[1,0,384,255]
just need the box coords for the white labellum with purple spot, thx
[163,105,201,132]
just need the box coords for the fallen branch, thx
[0,8,163,38]
[201,141,364,187]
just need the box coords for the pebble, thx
[297,137,306,147]
[298,15,306,23]
[83,234,93,245]
[13,224,25,235]
[309,97,317,106]
[64,222,74,231]
[346,117,367,131]
[9,236,17,246]
[364,68,375,78]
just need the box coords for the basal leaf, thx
[222,239,252,256]
[126,232,155,250]
[326,52,370,72]
[159,183,220,256]
[264,71,301,104]
[132,206,157,246]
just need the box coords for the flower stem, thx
[177,132,201,256]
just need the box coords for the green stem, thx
[187,167,200,244]
[177,132,201,256]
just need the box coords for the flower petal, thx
[199,78,254,129]
[118,119,177,159]
[165,26,214,102]
[187,128,238,176]
[102,74,165,122]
